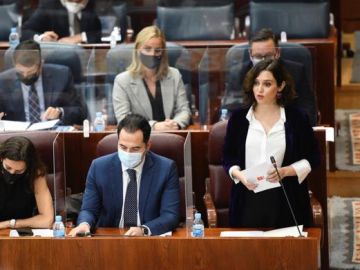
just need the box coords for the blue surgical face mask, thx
[118,149,143,169]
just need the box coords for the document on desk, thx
[220,225,307,238]
[243,161,280,193]
[0,119,59,131]
[9,229,54,237]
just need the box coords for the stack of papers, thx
[0,119,59,131]
[220,225,307,238]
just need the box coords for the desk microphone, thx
[270,156,303,237]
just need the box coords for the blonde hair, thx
[127,26,169,80]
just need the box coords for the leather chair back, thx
[96,132,186,222]
[249,1,330,38]
[208,120,232,227]
[156,3,234,41]
[0,132,65,215]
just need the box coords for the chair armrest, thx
[309,190,324,247]
[203,178,218,228]
[309,190,324,228]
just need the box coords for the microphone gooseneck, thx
[270,156,303,237]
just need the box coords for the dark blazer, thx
[77,151,181,235]
[223,106,320,227]
[0,64,87,125]
[21,1,101,43]
[223,59,318,126]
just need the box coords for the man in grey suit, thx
[0,40,87,125]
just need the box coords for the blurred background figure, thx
[21,0,101,44]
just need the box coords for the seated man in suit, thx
[223,28,318,126]
[21,0,101,44]
[69,114,180,236]
[0,40,87,125]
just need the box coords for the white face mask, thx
[118,149,144,169]
[61,0,87,14]
[250,57,263,67]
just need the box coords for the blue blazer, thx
[0,64,87,125]
[77,151,180,235]
[223,106,320,227]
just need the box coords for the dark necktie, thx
[123,169,137,227]
[74,14,81,35]
[28,84,41,123]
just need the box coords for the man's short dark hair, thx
[250,28,278,47]
[13,40,41,67]
[117,114,151,144]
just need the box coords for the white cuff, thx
[229,165,241,184]
[81,32,87,43]
[34,34,44,42]
[78,222,91,231]
[291,159,311,184]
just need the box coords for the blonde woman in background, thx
[112,26,191,130]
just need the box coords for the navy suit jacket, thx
[223,59,318,126]
[223,106,320,227]
[77,151,180,235]
[0,64,87,125]
[21,1,101,43]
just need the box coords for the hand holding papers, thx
[243,161,280,193]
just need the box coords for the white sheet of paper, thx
[0,120,30,131]
[27,119,59,131]
[220,225,307,238]
[242,161,280,193]
[32,229,54,237]
[159,231,172,237]
[10,229,54,237]
[220,231,264,237]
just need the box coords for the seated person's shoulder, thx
[114,70,132,83]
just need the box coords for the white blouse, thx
[229,106,311,184]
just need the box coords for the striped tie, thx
[28,84,41,123]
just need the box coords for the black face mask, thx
[1,167,26,185]
[16,71,40,86]
[140,53,162,70]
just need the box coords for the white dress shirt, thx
[229,106,311,185]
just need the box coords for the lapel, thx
[129,76,153,118]
[139,152,155,223]
[41,66,55,108]
[110,154,123,226]
[12,79,26,120]
[160,72,174,118]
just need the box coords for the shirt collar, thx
[246,105,286,123]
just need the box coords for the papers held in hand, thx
[220,225,307,238]
[0,119,59,131]
[242,161,280,193]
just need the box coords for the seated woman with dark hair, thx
[0,136,54,229]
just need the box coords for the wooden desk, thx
[0,228,320,270]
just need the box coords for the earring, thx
[276,92,282,99]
